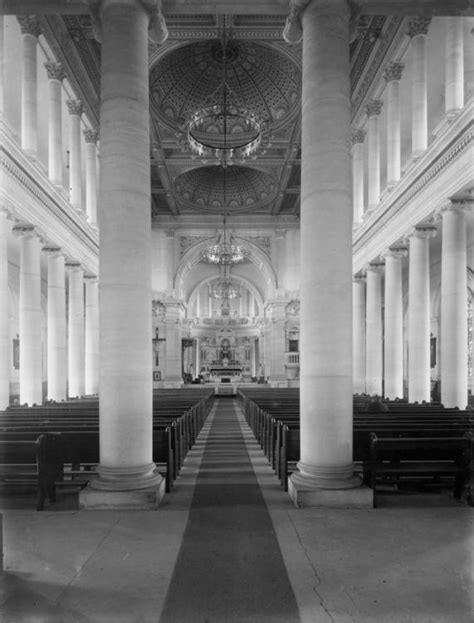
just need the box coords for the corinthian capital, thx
[383,61,404,82]
[351,129,366,144]
[44,60,66,82]
[366,99,383,117]
[17,16,42,37]
[83,129,99,144]
[66,99,83,117]
[407,17,431,38]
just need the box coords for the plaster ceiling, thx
[39,11,401,221]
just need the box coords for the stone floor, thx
[1,399,473,623]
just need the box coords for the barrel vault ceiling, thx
[38,10,402,223]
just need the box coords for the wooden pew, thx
[363,433,473,508]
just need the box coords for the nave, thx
[1,399,473,623]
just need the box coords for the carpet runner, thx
[159,398,300,623]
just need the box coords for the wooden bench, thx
[363,433,473,508]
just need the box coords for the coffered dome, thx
[150,40,300,134]
[174,166,276,213]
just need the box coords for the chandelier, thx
[182,25,268,167]
[202,217,247,265]
[210,263,241,300]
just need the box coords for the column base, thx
[288,464,372,508]
[79,478,166,510]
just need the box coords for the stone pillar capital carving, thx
[353,273,366,283]
[65,260,83,271]
[83,128,99,144]
[66,99,83,117]
[366,261,385,273]
[407,17,431,38]
[84,273,98,282]
[366,99,383,117]
[383,246,408,260]
[408,225,437,240]
[12,224,36,239]
[383,61,404,82]
[42,246,64,257]
[351,128,366,144]
[44,60,66,82]
[88,0,168,44]
[17,16,42,37]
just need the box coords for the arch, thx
[174,236,277,301]
[186,273,265,318]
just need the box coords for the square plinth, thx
[288,478,373,508]
[79,479,166,510]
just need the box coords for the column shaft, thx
[352,277,366,394]
[408,228,435,402]
[84,130,99,224]
[384,250,406,399]
[295,0,356,489]
[351,130,365,223]
[45,249,66,401]
[19,23,39,154]
[85,276,99,395]
[96,0,158,490]
[365,265,383,397]
[45,62,65,185]
[0,211,11,409]
[445,17,464,113]
[383,62,403,186]
[440,206,467,407]
[366,101,382,211]
[408,19,431,157]
[66,100,83,211]
[16,228,42,405]
[67,263,85,397]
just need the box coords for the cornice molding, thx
[352,101,473,271]
[0,122,98,273]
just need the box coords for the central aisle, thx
[159,398,301,623]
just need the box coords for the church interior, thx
[0,1,473,621]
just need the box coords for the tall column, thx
[66,99,83,212]
[249,291,255,318]
[407,18,431,158]
[408,226,436,403]
[383,62,404,188]
[44,61,66,186]
[351,129,365,224]
[83,129,99,225]
[383,247,407,399]
[365,263,384,397]
[85,275,99,395]
[194,337,200,378]
[164,302,183,385]
[67,261,85,398]
[352,275,366,394]
[268,301,287,385]
[13,225,42,406]
[44,247,66,401]
[81,0,168,507]
[366,100,383,211]
[440,200,469,408]
[0,209,11,409]
[284,0,367,504]
[17,16,41,155]
[445,17,464,115]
